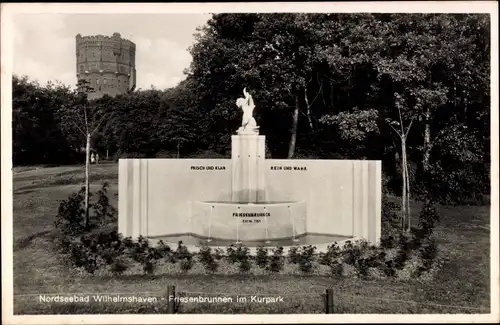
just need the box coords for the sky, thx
[12,13,211,90]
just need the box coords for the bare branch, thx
[389,124,403,139]
[90,114,108,136]
[309,78,323,107]
[397,104,405,135]
[405,117,415,137]
[71,119,86,137]
[76,111,85,130]
[83,105,89,134]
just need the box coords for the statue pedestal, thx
[231,134,266,203]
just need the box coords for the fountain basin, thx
[190,201,306,242]
[148,233,357,255]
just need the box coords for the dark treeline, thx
[12,13,490,204]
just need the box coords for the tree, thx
[58,79,111,229]
[12,75,78,165]
[385,93,415,232]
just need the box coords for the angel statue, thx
[236,88,259,134]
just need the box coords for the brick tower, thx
[75,33,136,100]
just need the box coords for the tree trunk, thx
[287,96,300,159]
[177,141,180,158]
[106,147,109,160]
[84,132,91,229]
[303,86,314,131]
[401,138,407,231]
[422,107,432,172]
[404,144,411,231]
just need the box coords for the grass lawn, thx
[11,164,491,314]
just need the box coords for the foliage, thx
[380,197,401,248]
[297,245,317,274]
[180,258,194,272]
[287,246,300,264]
[198,246,219,273]
[12,76,81,165]
[318,243,341,265]
[413,201,440,243]
[394,233,413,269]
[235,245,251,263]
[175,241,193,261]
[225,245,238,264]
[239,258,252,273]
[92,182,117,226]
[54,187,87,238]
[330,260,343,277]
[110,257,129,276]
[255,246,269,268]
[266,246,285,273]
[213,248,224,260]
[341,241,361,266]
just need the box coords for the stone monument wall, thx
[118,158,381,243]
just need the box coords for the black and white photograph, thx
[1,2,498,323]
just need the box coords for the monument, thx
[119,89,381,250]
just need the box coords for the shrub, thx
[319,243,340,266]
[127,236,148,264]
[156,240,172,258]
[54,187,87,238]
[266,247,284,273]
[110,257,129,276]
[418,236,438,272]
[226,245,238,264]
[394,233,412,269]
[370,251,387,268]
[180,258,194,272]
[142,260,156,275]
[380,198,400,249]
[122,236,135,249]
[417,201,440,240]
[235,245,250,263]
[175,241,192,261]
[354,258,370,278]
[198,246,218,273]
[198,246,214,265]
[287,246,300,264]
[341,241,361,265]
[327,242,341,259]
[381,260,396,277]
[330,260,343,277]
[213,248,224,260]
[239,259,251,273]
[123,236,161,274]
[68,240,87,269]
[356,239,369,251]
[175,242,194,273]
[255,246,268,269]
[76,239,102,274]
[92,182,117,226]
[297,245,316,274]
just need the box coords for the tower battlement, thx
[75,32,136,100]
[76,33,136,52]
